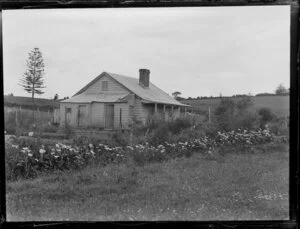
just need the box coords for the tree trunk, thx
[32,89,35,125]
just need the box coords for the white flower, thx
[12,144,19,149]
[39,149,46,154]
[54,155,59,159]
[28,132,34,137]
[55,144,60,148]
[89,143,93,148]
[28,153,33,157]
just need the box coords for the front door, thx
[78,105,87,127]
[65,108,71,126]
[105,104,114,129]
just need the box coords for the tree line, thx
[172,83,290,101]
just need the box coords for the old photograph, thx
[3,6,290,221]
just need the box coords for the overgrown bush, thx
[147,124,171,145]
[258,107,276,128]
[269,117,289,135]
[111,131,129,147]
[4,110,52,135]
[42,124,58,133]
[63,124,74,139]
[6,126,278,181]
[167,118,192,135]
[214,97,259,131]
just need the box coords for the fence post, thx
[15,110,18,128]
[208,106,211,123]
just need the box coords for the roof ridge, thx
[106,72,139,81]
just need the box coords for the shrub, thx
[214,98,236,131]
[130,145,168,166]
[167,118,192,135]
[42,124,58,133]
[233,112,260,130]
[172,128,203,143]
[111,131,129,147]
[147,124,171,145]
[258,107,276,128]
[269,118,289,135]
[63,125,74,139]
[214,97,258,131]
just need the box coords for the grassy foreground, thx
[6,143,289,221]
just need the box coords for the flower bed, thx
[5,128,276,180]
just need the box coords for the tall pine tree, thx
[19,48,46,100]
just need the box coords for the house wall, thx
[53,108,60,124]
[60,103,90,127]
[114,103,130,129]
[60,100,186,128]
[91,103,105,128]
[132,97,145,122]
[85,74,130,94]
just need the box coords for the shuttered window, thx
[102,81,108,91]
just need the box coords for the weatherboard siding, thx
[85,74,130,94]
[114,103,130,129]
[60,103,91,127]
[133,97,144,121]
[91,103,105,128]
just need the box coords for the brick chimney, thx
[139,69,150,88]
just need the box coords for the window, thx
[102,81,108,91]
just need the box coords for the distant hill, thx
[182,95,289,118]
[4,95,60,110]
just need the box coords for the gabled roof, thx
[65,71,189,107]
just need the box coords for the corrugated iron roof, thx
[68,71,189,107]
[61,92,129,103]
[107,72,188,106]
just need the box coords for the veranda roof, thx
[61,92,129,103]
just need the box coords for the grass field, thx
[4,95,60,110]
[6,142,289,221]
[183,96,289,117]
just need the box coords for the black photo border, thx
[0,1,298,228]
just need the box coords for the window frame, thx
[102,81,108,91]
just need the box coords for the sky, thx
[3,6,290,99]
